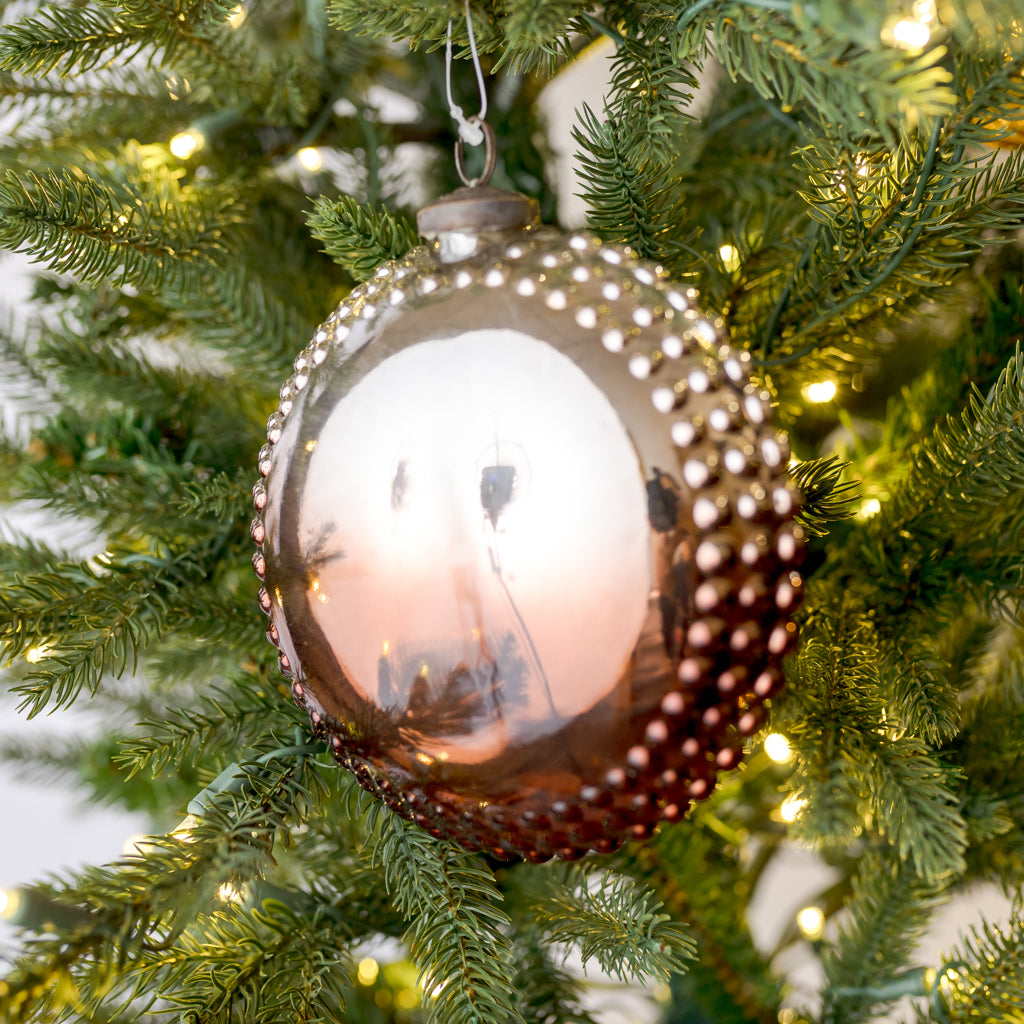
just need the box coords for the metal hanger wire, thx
[445,0,495,186]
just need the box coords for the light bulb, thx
[796,904,825,940]
[886,17,931,51]
[912,0,937,22]
[122,834,151,856]
[171,813,199,841]
[357,958,380,985]
[718,243,741,273]
[216,881,245,904]
[805,380,837,403]
[764,732,793,763]
[0,889,20,920]
[779,793,807,822]
[297,147,323,172]
[859,497,882,518]
[170,129,204,159]
[227,4,247,28]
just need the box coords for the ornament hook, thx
[446,0,493,186]
[454,117,496,187]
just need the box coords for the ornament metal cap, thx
[416,185,538,238]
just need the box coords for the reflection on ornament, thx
[253,186,805,861]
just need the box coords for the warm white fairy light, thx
[805,380,837,403]
[859,497,882,518]
[357,958,380,985]
[170,129,204,159]
[297,147,323,172]
[796,905,825,940]
[216,881,245,904]
[122,834,150,856]
[227,4,247,28]
[171,813,199,841]
[719,243,741,273]
[912,0,937,22]
[779,794,807,823]
[764,733,793,764]
[885,15,932,51]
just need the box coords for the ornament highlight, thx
[253,186,804,860]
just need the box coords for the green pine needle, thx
[536,866,696,984]
[307,195,420,283]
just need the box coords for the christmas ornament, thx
[252,18,804,861]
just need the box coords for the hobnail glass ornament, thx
[253,184,804,861]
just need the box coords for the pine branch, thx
[535,866,696,984]
[327,0,580,70]
[630,829,781,1024]
[161,899,351,1024]
[881,635,962,746]
[174,472,253,524]
[507,932,599,1024]
[704,4,956,144]
[116,676,292,782]
[0,1,241,78]
[572,104,693,268]
[869,347,1024,547]
[780,593,968,877]
[789,455,859,538]
[496,0,584,69]
[0,536,237,717]
[307,195,420,283]
[0,164,239,292]
[363,801,521,1024]
[822,851,947,1024]
[0,744,329,1022]
[924,916,1024,1023]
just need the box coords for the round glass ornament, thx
[253,186,804,861]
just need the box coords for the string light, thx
[25,645,47,663]
[0,888,13,917]
[170,129,204,159]
[122,834,153,856]
[297,147,323,172]
[395,989,419,1009]
[912,0,937,22]
[859,497,882,518]
[171,813,199,841]
[764,733,793,764]
[718,243,741,273]
[216,881,245,904]
[356,958,380,985]
[779,794,807,823]
[884,14,932,52]
[805,380,837,403]
[227,4,247,28]
[796,905,825,940]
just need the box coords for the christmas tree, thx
[1,1,1023,1022]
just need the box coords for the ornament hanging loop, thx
[446,1,492,187]
[454,116,496,187]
